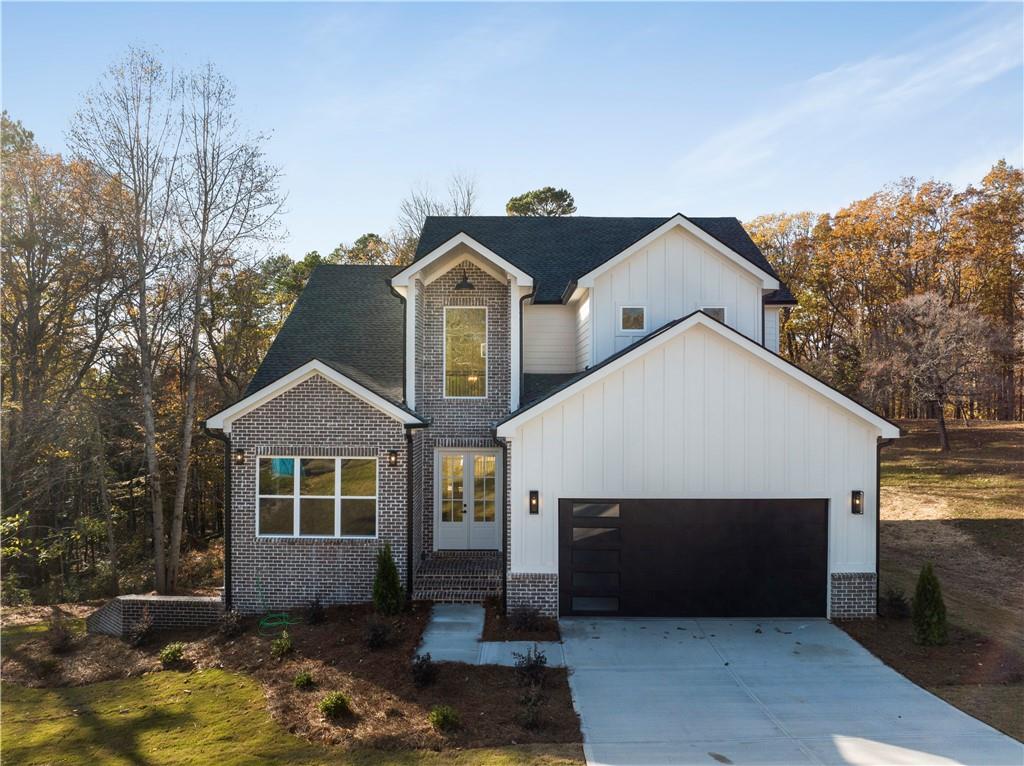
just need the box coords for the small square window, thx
[703,307,726,323]
[619,306,645,332]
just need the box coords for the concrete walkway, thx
[417,604,565,666]
[562,617,1023,766]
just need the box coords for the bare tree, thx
[863,292,993,450]
[167,62,283,591]
[69,47,183,592]
[391,173,478,264]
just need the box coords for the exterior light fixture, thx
[529,490,539,515]
[851,490,864,515]
[232,449,246,465]
[455,267,474,291]
[387,449,398,467]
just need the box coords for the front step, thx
[413,551,502,604]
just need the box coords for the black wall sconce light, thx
[529,490,539,515]
[851,490,864,514]
[387,450,398,467]
[232,449,246,465]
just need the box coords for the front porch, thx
[413,550,502,604]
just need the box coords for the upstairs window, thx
[618,306,646,333]
[445,307,487,397]
[257,456,377,538]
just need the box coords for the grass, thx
[0,670,583,766]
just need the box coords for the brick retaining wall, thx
[86,594,223,636]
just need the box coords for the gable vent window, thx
[618,306,646,333]
[702,306,727,324]
[257,456,377,538]
[444,306,487,398]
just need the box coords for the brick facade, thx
[229,375,408,614]
[507,573,559,617]
[830,572,877,619]
[414,258,510,556]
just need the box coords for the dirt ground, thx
[861,419,1024,741]
[1,601,581,752]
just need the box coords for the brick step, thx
[413,587,500,604]
[413,573,501,588]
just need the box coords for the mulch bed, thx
[2,601,580,752]
[482,600,560,642]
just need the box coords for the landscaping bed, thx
[482,599,560,642]
[1,601,581,754]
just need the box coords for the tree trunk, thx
[92,417,119,596]
[936,407,951,452]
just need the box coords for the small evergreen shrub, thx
[912,563,948,646]
[47,613,74,655]
[125,606,154,647]
[306,597,326,625]
[372,543,404,615]
[293,669,315,689]
[364,617,394,650]
[318,691,352,720]
[879,585,911,619]
[517,687,545,730]
[217,609,245,640]
[158,642,186,666]
[411,653,438,688]
[428,704,460,733]
[270,629,294,658]
[512,645,548,687]
[509,607,544,633]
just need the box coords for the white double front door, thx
[435,450,502,550]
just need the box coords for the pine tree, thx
[912,562,948,646]
[372,543,404,615]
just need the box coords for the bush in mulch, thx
[411,653,438,688]
[363,617,394,650]
[512,646,548,687]
[912,563,948,646]
[318,691,352,721]
[158,642,186,667]
[270,630,294,659]
[293,669,315,689]
[509,607,545,633]
[372,543,404,616]
[46,614,74,655]
[125,606,154,648]
[428,704,460,733]
[217,610,245,640]
[878,585,911,620]
[517,686,545,730]
[306,597,326,625]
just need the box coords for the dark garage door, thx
[558,499,828,617]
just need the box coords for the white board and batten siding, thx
[523,304,577,374]
[507,323,881,578]
[574,294,592,371]
[590,228,763,360]
[764,306,781,353]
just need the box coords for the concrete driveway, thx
[561,618,1023,766]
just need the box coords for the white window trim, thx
[701,306,728,324]
[617,305,647,335]
[443,305,488,400]
[256,455,379,540]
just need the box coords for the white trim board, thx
[576,214,780,291]
[496,312,899,439]
[390,232,533,288]
[206,359,425,434]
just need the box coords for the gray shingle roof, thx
[414,215,781,303]
[243,264,405,401]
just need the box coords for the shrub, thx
[512,645,548,687]
[879,585,911,619]
[912,563,948,646]
[509,607,544,633]
[270,629,294,659]
[47,613,74,655]
[411,653,438,688]
[364,617,394,650]
[293,669,315,689]
[318,691,352,720]
[372,543,405,615]
[125,606,154,648]
[306,597,326,625]
[217,609,245,640]
[517,687,545,730]
[158,642,186,666]
[428,704,460,733]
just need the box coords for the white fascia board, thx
[206,359,424,434]
[496,313,898,439]
[390,232,533,288]
[576,214,780,290]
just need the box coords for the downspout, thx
[404,426,415,602]
[500,437,509,614]
[876,437,895,613]
[204,424,232,612]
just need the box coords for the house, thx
[206,214,899,620]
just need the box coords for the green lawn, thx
[1,669,583,766]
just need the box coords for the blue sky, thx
[3,2,1022,258]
